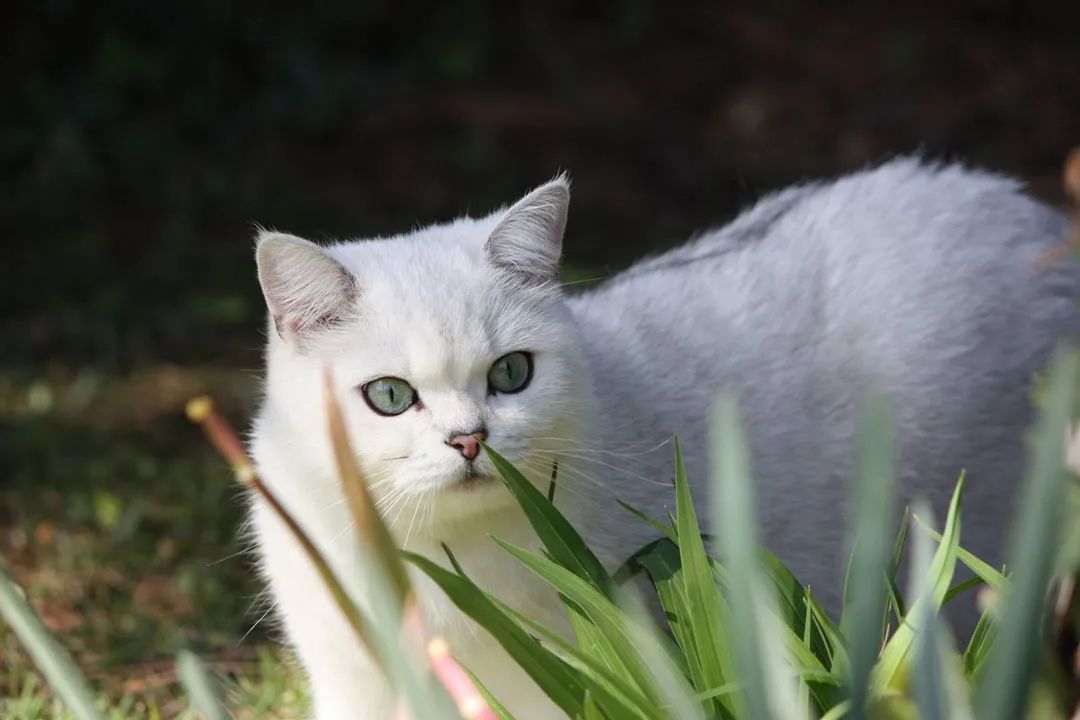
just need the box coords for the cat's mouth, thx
[449,464,496,491]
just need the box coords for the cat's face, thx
[257,177,587,528]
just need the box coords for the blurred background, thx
[3,0,1079,714]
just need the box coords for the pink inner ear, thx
[276,309,347,348]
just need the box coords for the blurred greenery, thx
[3,0,1080,715]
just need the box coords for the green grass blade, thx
[941,576,984,605]
[758,547,844,676]
[799,587,814,717]
[890,508,910,578]
[482,442,612,594]
[613,537,671,585]
[962,609,997,679]
[461,665,517,720]
[710,396,806,720]
[176,650,228,720]
[616,500,678,542]
[616,589,706,720]
[842,394,896,718]
[910,507,975,720]
[910,503,947,720]
[819,700,852,720]
[403,551,586,717]
[976,349,1080,720]
[490,595,664,717]
[872,475,964,693]
[636,539,710,692]
[367,569,459,720]
[884,571,907,626]
[914,516,1010,594]
[887,508,910,624]
[0,562,107,720]
[492,537,668,717]
[672,438,737,717]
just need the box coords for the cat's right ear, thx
[255,230,359,350]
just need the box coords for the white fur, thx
[249,161,1078,719]
[251,177,583,719]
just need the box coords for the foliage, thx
[6,350,1080,718]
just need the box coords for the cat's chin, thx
[448,467,497,491]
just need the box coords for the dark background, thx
[2,0,1079,706]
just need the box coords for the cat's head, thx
[255,176,589,529]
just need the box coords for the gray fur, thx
[569,158,1077,622]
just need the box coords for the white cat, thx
[249,159,1078,719]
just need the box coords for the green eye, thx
[362,377,417,416]
[488,352,533,394]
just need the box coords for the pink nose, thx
[447,430,487,461]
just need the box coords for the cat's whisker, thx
[402,490,427,549]
[526,435,675,456]
[205,543,258,567]
[513,457,603,499]
[533,449,674,487]
[237,602,277,647]
[331,519,356,544]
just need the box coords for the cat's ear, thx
[255,230,359,349]
[485,173,570,285]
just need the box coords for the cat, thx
[249,158,1078,719]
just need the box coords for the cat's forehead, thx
[326,220,557,374]
[330,222,498,318]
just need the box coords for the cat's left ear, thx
[485,173,570,285]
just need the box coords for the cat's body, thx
[250,159,1078,719]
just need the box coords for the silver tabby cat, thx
[249,158,1078,719]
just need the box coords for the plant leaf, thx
[403,551,586,717]
[176,650,227,720]
[872,475,965,693]
[976,349,1079,720]
[672,438,738,718]
[843,394,896,718]
[711,396,807,719]
[0,563,106,720]
[483,443,612,595]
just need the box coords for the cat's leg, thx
[250,498,396,719]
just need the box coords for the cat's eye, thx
[361,377,417,416]
[488,352,533,394]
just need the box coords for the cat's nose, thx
[446,429,487,462]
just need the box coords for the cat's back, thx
[567,159,1078,608]
[570,158,1076,409]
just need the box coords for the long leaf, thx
[976,349,1079,720]
[489,595,662,717]
[710,396,805,720]
[483,443,612,595]
[403,551,586,716]
[176,650,227,720]
[914,516,1010,594]
[871,475,965,692]
[0,563,106,720]
[462,666,517,720]
[672,439,737,718]
[910,504,975,720]
[492,538,668,718]
[616,589,706,720]
[324,368,411,604]
[843,394,896,718]
[962,609,997,679]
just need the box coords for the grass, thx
[7,349,1080,719]
[0,367,311,718]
